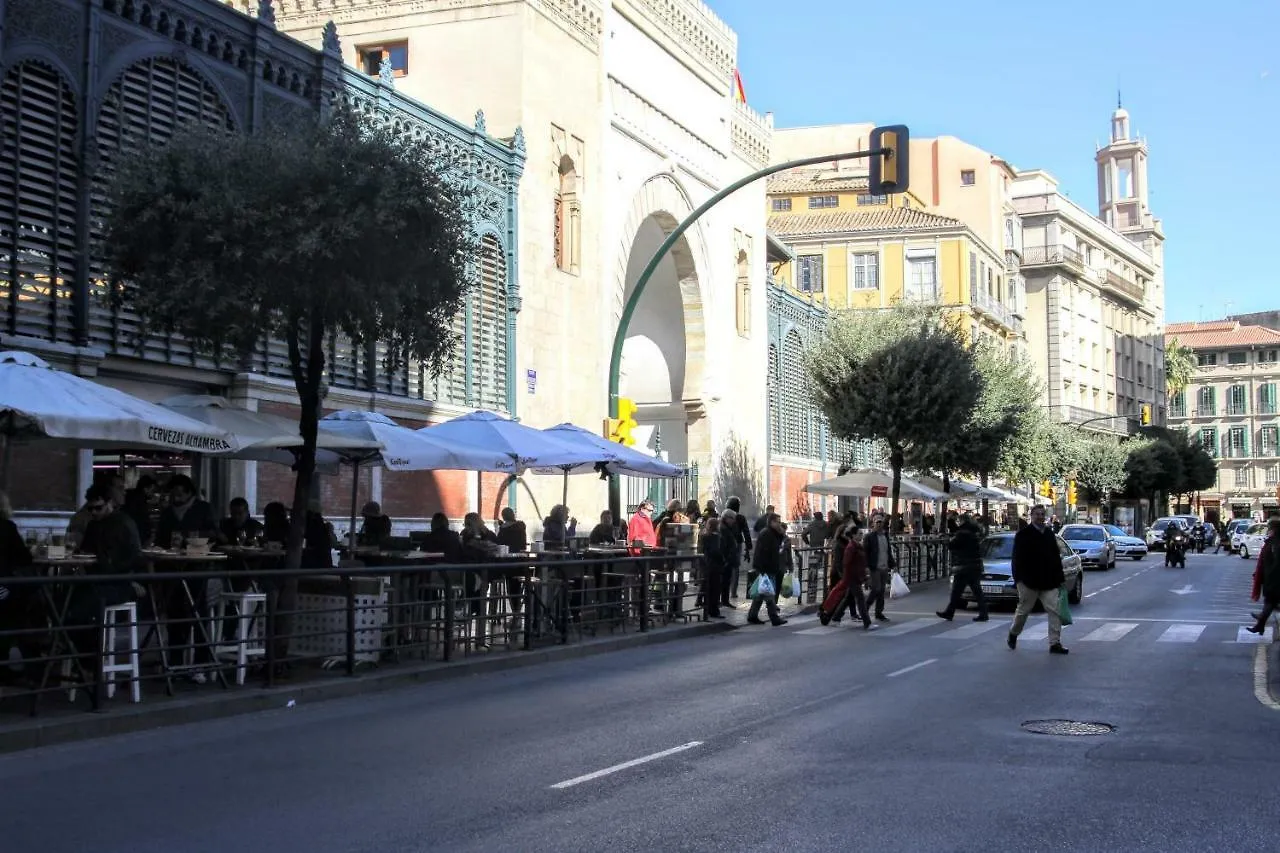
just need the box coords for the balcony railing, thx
[1223,446,1250,459]
[1260,403,1278,415]
[1059,405,1135,435]
[1102,268,1145,304]
[1226,405,1249,416]
[1021,244,1084,273]
[969,288,1020,334]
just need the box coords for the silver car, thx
[1105,524,1148,561]
[958,532,1084,608]
[1059,524,1117,569]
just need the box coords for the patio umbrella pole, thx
[562,469,568,507]
[348,459,361,552]
[1,435,9,492]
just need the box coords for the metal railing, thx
[621,463,698,514]
[0,552,710,717]
[1021,244,1084,272]
[969,288,1019,333]
[1103,268,1145,303]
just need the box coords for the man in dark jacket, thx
[1008,504,1068,654]
[723,496,753,604]
[746,514,788,627]
[937,512,988,622]
[862,516,896,622]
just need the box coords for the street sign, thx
[870,485,888,497]
[526,369,537,394]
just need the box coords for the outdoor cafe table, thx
[142,550,230,689]
[31,553,98,709]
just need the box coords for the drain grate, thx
[1021,719,1115,736]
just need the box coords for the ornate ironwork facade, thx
[766,279,870,469]
[0,0,525,411]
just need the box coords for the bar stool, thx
[210,592,267,685]
[65,601,141,704]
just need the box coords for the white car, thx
[1239,524,1268,560]
[1059,524,1117,569]
[1105,525,1148,561]
[1228,519,1254,554]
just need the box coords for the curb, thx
[0,621,733,755]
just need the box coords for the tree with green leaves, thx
[102,110,476,569]
[808,310,981,517]
[1124,437,1184,517]
[1074,434,1138,504]
[1165,338,1197,396]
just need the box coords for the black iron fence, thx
[0,552,712,717]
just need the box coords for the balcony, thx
[1021,244,1085,274]
[1223,447,1250,459]
[1059,405,1135,435]
[1226,405,1249,417]
[1102,268,1145,305]
[969,289,1021,335]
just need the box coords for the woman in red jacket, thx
[818,523,873,630]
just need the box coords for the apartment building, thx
[1166,320,1280,520]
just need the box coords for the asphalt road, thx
[2,545,1277,852]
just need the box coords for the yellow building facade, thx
[766,171,1024,349]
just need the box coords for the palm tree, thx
[1165,338,1197,395]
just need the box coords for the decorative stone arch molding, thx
[612,171,712,408]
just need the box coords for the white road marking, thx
[550,741,703,789]
[1157,624,1207,643]
[872,618,937,637]
[1236,628,1270,644]
[887,659,937,678]
[1170,585,1196,595]
[1253,645,1280,710]
[794,626,841,636]
[1020,623,1050,641]
[936,620,1005,640]
[1079,622,1140,642]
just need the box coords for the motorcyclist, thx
[1164,523,1184,566]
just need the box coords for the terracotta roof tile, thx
[767,207,964,238]
[767,169,869,194]
[1165,323,1280,349]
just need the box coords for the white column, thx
[76,449,94,502]
[371,466,383,505]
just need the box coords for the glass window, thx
[1228,385,1247,415]
[1169,390,1186,418]
[960,169,976,186]
[906,255,937,302]
[1197,386,1216,416]
[1197,352,1218,367]
[980,536,1015,559]
[850,252,879,290]
[796,255,824,293]
[1235,467,1250,487]
[358,41,409,77]
[1199,428,1218,456]
[1229,426,1248,458]
[1260,383,1277,415]
[1227,351,1248,365]
[856,194,887,206]
[1061,526,1104,541]
[771,198,792,212]
[808,195,839,209]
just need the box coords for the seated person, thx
[155,475,217,549]
[542,504,577,550]
[219,497,265,545]
[589,510,617,545]
[357,501,393,548]
[418,513,463,561]
[496,507,527,554]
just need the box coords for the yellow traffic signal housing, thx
[1140,404,1152,426]
[1067,480,1078,506]
[614,397,638,447]
[1039,480,1052,497]
[603,417,620,441]
[869,125,910,196]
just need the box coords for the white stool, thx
[66,602,141,703]
[210,592,267,685]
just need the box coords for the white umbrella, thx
[421,411,609,473]
[533,422,682,505]
[162,396,379,470]
[319,410,513,548]
[0,351,237,454]
[805,468,946,501]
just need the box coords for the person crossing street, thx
[936,511,988,622]
[863,516,895,622]
[1007,504,1069,655]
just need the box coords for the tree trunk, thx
[890,446,903,527]
[939,469,951,530]
[285,319,326,572]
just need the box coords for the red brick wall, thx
[5,444,79,511]
[255,402,491,521]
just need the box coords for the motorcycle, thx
[1165,532,1188,568]
[1193,525,1207,554]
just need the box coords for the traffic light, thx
[869,125,910,196]
[1039,480,1051,497]
[613,397,638,447]
[1140,404,1152,426]
[1067,480,1078,506]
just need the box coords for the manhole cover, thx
[1021,720,1115,736]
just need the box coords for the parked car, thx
[1146,517,1189,550]
[1240,523,1269,560]
[1105,524,1148,561]
[1227,519,1253,554]
[1059,524,1117,569]
[959,532,1083,607]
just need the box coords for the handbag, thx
[1057,586,1074,626]
[890,571,910,598]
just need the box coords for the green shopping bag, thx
[1057,586,1074,626]
[747,574,761,598]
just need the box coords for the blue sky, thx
[717,0,1279,324]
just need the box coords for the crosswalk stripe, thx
[1020,622,1050,642]
[1078,622,1140,642]
[1236,627,1270,644]
[1157,624,1207,643]
[937,620,1006,640]
[872,618,936,637]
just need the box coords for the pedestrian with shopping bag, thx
[1007,504,1069,655]
[862,515,895,622]
[746,513,789,627]
[817,522,873,630]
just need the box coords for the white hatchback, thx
[1239,524,1268,560]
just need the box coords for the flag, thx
[733,68,747,104]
